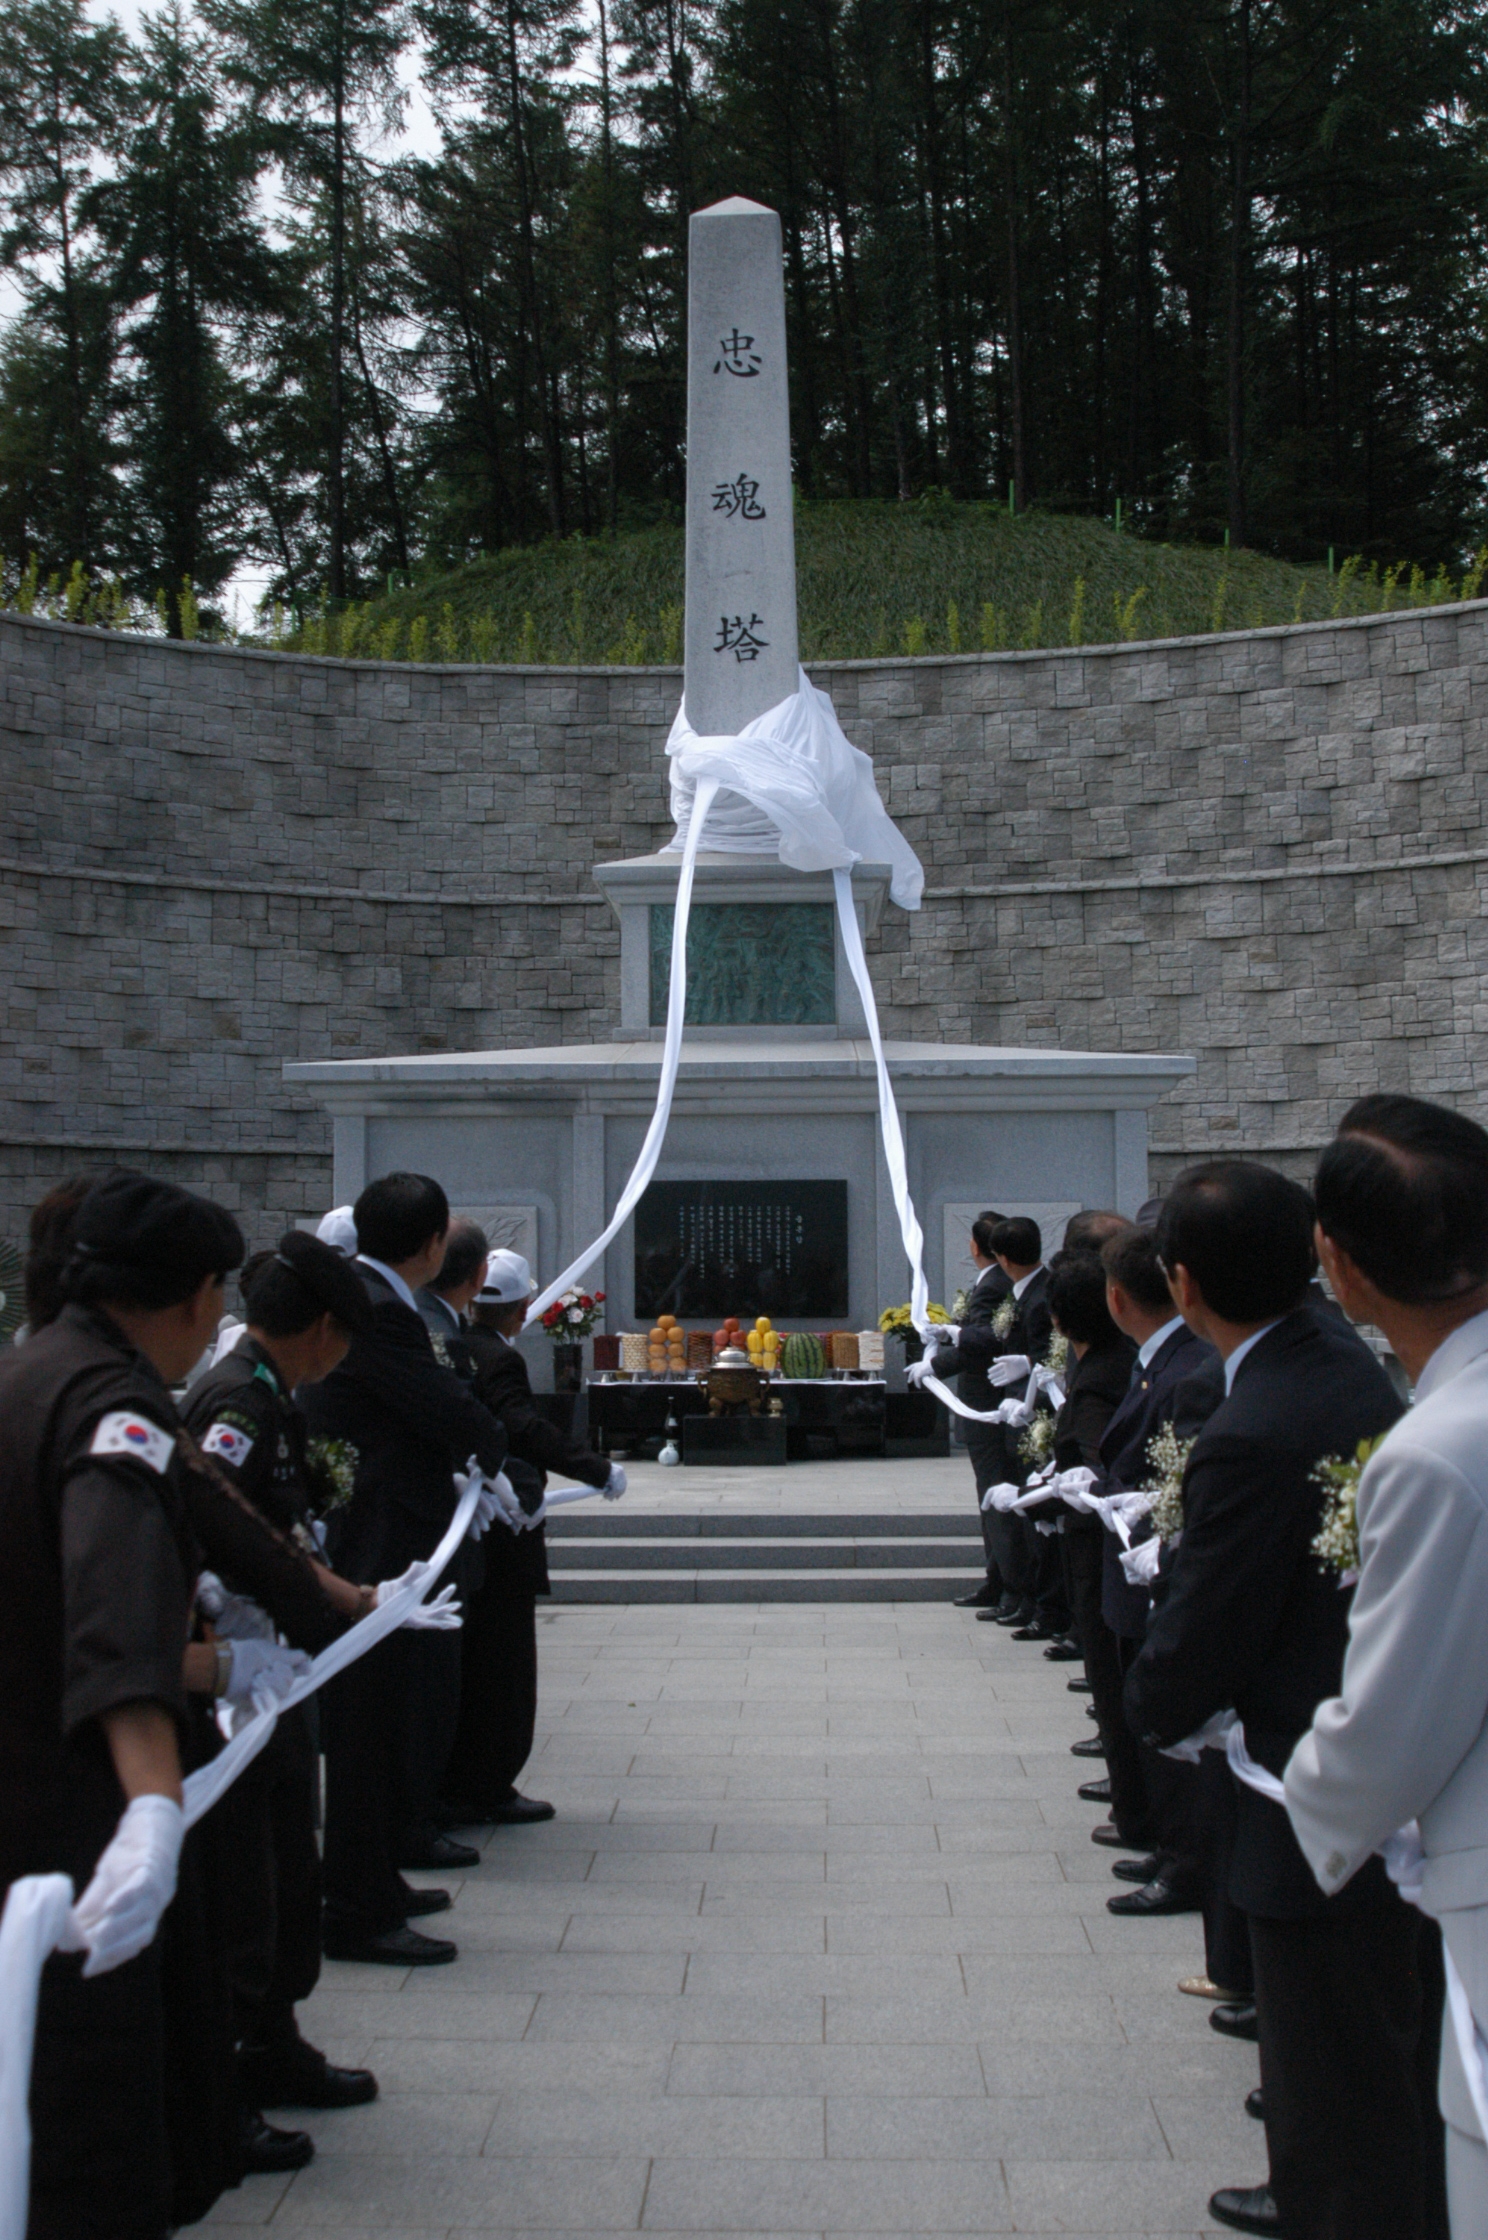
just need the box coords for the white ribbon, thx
[523,775,719,1330]
[1171,1714,1488,2138]
[0,1472,481,2240]
[0,1875,74,2240]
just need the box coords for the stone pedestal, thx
[285,1024,1192,1381]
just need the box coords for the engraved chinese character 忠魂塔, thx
[713,329,763,377]
[714,614,769,662]
[710,474,767,519]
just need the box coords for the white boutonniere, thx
[305,1435,359,1515]
[1018,1412,1056,1470]
[429,1331,454,1370]
[1143,1422,1195,1543]
[991,1296,1016,1341]
[1042,1331,1070,1379]
[1311,1435,1388,1586]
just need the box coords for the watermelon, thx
[781,1331,826,1379]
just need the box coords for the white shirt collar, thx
[1223,1319,1283,1393]
[1138,1314,1185,1369]
[1413,1306,1488,1404]
[1012,1266,1045,1300]
[357,1255,418,1313]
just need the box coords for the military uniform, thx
[0,1302,195,2240]
[181,1339,350,2091]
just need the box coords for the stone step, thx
[549,1510,973,1540]
[545,1566,978,1604]
[544,1532,983,1572]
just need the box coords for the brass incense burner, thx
[704,1346,765,1416]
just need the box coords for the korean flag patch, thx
[202,1420,255,1469]
[90,1411,176,1475]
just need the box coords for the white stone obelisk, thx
[683,198,800,736]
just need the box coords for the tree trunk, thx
[328,0,347,599]
[1225,0,1251,550]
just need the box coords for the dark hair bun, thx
[274,1230,375,1337]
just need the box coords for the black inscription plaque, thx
[634,1180,849,1320]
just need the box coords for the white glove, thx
[1381,1822,1425,1907]
[905,1357,938,1388]
[374,1559,425,1606]
[63,1794,185,1977]
[1052,1466,1098,1509]
[981,1481,1022,1512]
[222,1637,312,1706]
[993,1392,1037,1427]
[1120,1536,1163,1588]
[1161,1706,1237,1764]
[603,1464,628,1499]
[988,1353,1031,1388]
[935,1325,961,1347]
[488,1469,524,1530]
[402,1583,464,1629]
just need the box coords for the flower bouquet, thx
[1143,1422,1195,1542]
[879,1300,951,1368]
[1312,1434,1388,1586]
[540,1288,606,1340]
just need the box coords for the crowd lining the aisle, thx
[3,1093,1488,2238]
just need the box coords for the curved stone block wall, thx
[2,601,1485,1238]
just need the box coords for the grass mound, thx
[279,501,1485,664]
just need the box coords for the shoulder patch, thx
[202,1420,256,1468]
[90,1411,176,1475]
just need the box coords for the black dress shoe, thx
[397,1832,480,1870]
[993,1598,1036,1627]
[1070,1734,1106,1758]
[1011,1617,1058,1641]
[1112,1853,1162,1882]
[240,2110,315,2173]
[1210,2000,1260,2041]
[1077,1777,1112,1805]
[953,1582,1000,1608]
[241,2039,379,2111]
[401,1883,452,1917]
[1107,1876,1200,1916]
[1044,1637,1083,1661]
[1209,2184,1283,2235]
[1092,1821,1147,1848]
[323,1921,458,1967]
[1067,1675,1093,1692]
[489,1793,556,1824]
[1245,2087,1265,2121]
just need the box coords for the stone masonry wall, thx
[3,601,1486,1242]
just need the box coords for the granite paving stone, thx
[255,1601,1244,2233]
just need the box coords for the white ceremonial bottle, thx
[682,198,800,736]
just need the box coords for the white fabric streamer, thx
[0,1471,484,2240]
[0,1875,74,2240]
[523,775,720,1330]
[181,1472,482,1827]
[1180,1716,1488,2135]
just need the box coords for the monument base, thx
[284,1034,1194,1389]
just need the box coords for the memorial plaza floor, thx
[204,1459,1260,2237]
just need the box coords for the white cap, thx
[477,1249,535,1305]
[316,1206,358,1256]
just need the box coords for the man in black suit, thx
[1094,1225,1229,1936]
[923,1216,1052,1628]
[302,1173,512,1965]
[1125,1161,1438,2240]
[945,1211,1013,1611]
[443,1250,623,1824]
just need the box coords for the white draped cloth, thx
[662,671,925,911]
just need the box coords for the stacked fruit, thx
[647,1314,687,1375]
[745,1317,780,1373]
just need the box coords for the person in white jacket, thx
[1287,1092,1488,2234]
